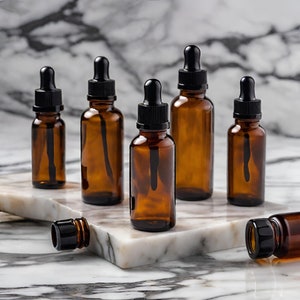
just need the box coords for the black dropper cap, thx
[137,79,169,130]
[51,218,90,251]
[234,76,261,119]
[245,218,275,259]
[88,56,116,100]
[178,45,208,90]
[33,66,63,112]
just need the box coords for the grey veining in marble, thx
[2,220,300,299]
[0,0,300,177]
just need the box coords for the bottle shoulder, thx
[32,115,64,127]
[81,105,123,120]
[171,94,213,110]
[130,132,174,148]
[228,122,265,136]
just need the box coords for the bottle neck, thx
[139,129,168,140]
[269,217,283,254]
[89,99,114,109]
[73,218,90,249]
[35,112,60,121]
[234,119,260,128]
[179,89,206,99]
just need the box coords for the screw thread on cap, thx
[33,66,63,112]
[51,217,90,251]
[233,76,262,119]
[137,79,169,130]
[178,45,208,90]
[88,56,116,100]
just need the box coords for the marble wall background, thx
[0,0,300,175]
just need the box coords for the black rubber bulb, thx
[40,66,56,90]
[144,79,162,106]
[239,76,256,101]
[183,45,201,72]
[94,56,110,81]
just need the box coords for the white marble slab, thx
[0,172,291,269]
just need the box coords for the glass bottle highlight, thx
[171,45,214,200]
[32,66,65,189]
[81,56,123,205]
[227,76,266,206]
[246,212,300,259]
[130,79,176,232]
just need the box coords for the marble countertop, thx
[2,0,300,298]
[2,218,300,299]
[1,129,300,299]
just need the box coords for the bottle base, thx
[228,195,264,207]
[131,219,175,232]
[82,192,122,206]
[176,188,212,201]
[33,181,65,189]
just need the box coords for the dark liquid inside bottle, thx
[32,112,65,189]
[130,130,175,231]
[171,90,213,200]
[81,101,123,205]
[227,119,265,206]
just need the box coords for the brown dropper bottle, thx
[130,79,176,232]
[81,56,123,205]
[227,76,266,206]
[32,66,65,189]
[245,212,300,259]
[171,45,214,200]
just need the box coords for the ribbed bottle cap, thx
[178,45,208,90]
[33,66,63,112]
[88,56,116,100]
[245,218,275,259]
[234,76,261,119]
[51,218,90,251]
[137,79,169,130]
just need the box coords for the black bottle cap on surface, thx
[234,76,261,119]
[33,66,63,112]
[245,218,275,259]
[178,45,208,90]
[88,56,116,100]
[137,79,169,130]
[51,218,90,251]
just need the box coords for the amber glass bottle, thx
[32,66,65,189]
[130,79,175,232]
[171,45,214,200]
[246,212,300,259]
[51,217,90,250]
[227,76,266,206]
[81,56,123,205]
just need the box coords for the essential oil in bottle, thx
[246,212,300,259]
[51,217,90,250]
[227,76,266,206]
[130,79,176,232]
[32,66,65,189]
[81,56,123,205]
[171,45,214,200]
